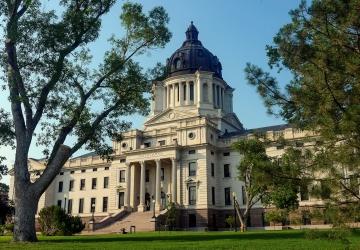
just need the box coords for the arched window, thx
[202,83,209,102]
[174,58,181,69]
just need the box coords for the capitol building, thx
[10,23,319,231]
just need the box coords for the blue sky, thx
[0,0,302,184]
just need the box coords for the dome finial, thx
[186,21,198,41]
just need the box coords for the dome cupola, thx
[166,22,223,79]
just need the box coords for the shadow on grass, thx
[41,231,309,244]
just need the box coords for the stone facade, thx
[9,23,326,230]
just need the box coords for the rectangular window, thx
[103,197,108,212]
[188,150,196,154]
[69,180,74,191]
[223,152,230,156]
[59,172,64,175]
[118,192,124,209]
[93,168,97,172]
[224,164,230,177]
[300,185,309,201]
[80,179,85,190]
[91,178,97,189]
[120,159,126,163]
[67,199,73,214]
[57,200,62,207]
[70,170,75,174]
[104,166,109,170]
[119,170,126,183]
[211,163,215,177]
[145,169,150,182]
[158,140,166,146]
[144,142,151,148]
[90,198,96,213]
[189,162,196,176]
[212,187,215,205]
[78,198,84,213]
[183,84,186,100]
[189,83,194,101]
[58,181,63,192]
[225,187,231,205]
[81,169,86,173]
[189,186,196,205]
[161,168,165,181]
[103,177,109,189]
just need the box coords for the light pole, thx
[232,192,237,232]
[91,203,95,222]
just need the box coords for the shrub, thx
[4,223,14,233]
[38,206,85,236]
[225,216,235,229]
[265,209,288,225]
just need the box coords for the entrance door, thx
[118,192,124,209]
[189,214,196,228]
[145,193,151,211]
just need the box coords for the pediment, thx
[223,113,244,130]
[145,109,197,126]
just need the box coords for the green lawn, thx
[0,230,359,250]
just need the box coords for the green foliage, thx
[165,202,177,230]
[245,0,360,205]
[323,203,360,226]
[1,0,171,240]
[233,139,301,212]
[225,216,235,229]
[265,209,288,225]
[0,183,13,225]
[233,138,272,206]
[38,206,84,236]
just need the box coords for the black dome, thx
[166,22,223,79]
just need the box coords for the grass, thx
[0,230,359,250]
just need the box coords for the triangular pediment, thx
[222,113,244,130]
[145,108,198,126]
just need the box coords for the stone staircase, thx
[94,211,155,233]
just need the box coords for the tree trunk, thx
[13,186,38,242]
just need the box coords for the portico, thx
[124,154,178,213]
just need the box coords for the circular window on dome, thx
[121,142,128,149]
[188,132,196,140]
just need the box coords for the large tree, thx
[0,0,171,242]
[245,0,360,202]
[232,138,301,231]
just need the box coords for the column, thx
[175,83,179,106]
[171,158,177,204]
[196,80,201,107]
[179,82,184,106]
[172,84,175,107]
[186,82,190,105]
[214,84,218,108]
[221,88,224,109]
[124,163,131,211]
[164,86,167,109]
[155,159,161,211]
[138,161,146,212]
[168,85,171,107]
